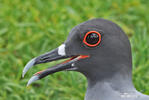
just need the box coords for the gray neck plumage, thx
[84,64,137,100]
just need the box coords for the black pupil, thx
[86,33,99,45]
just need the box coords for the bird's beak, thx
[22,44,89,86]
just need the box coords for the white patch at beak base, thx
[58,44,66,56]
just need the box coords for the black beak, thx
[22,44,89,86]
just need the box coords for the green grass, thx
[0,0,149,100]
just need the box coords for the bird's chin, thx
[22,46,89,86]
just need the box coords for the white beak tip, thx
[27,75,39,86]
[22,58,36,78]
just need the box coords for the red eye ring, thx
[83,31,101,47]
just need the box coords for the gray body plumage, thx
[23,18,149,100]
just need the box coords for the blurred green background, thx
[0,0,149,100]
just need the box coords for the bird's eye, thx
[83,31,101,47]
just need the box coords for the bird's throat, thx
[84,65,136,100]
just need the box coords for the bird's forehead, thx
[68,19,119,36]
[65,18,124,43]
[67,24,101,39]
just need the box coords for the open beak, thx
[22,44,89,86]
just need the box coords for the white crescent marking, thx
[58,44,66,56]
